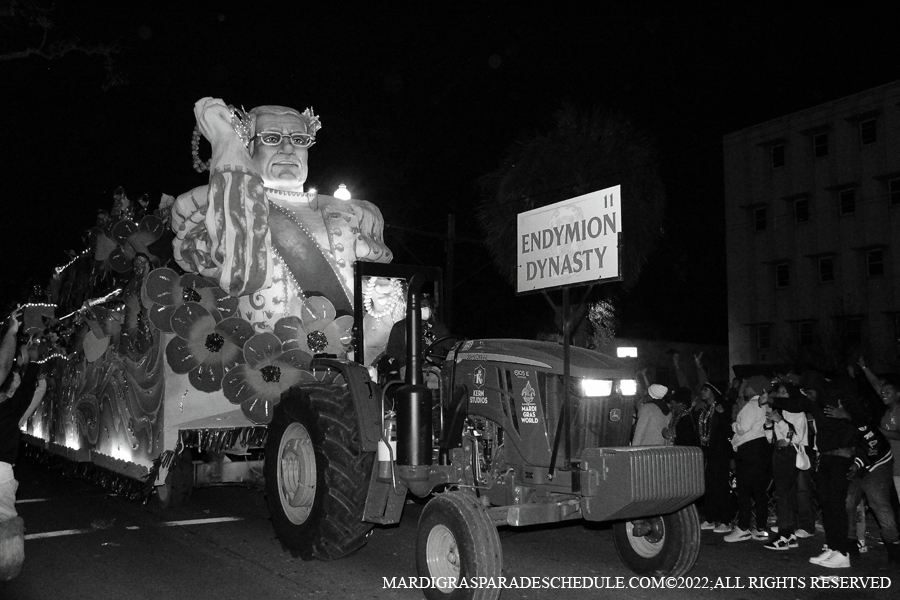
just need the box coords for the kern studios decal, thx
[473,365,485,387]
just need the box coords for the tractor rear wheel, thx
[264,383,374,560]
[416,491,502,600]
[156,449,193,509]
[612,504,700,576]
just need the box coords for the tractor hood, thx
[453,339,629,379]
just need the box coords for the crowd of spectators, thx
[0,308,49,581]
[629,351,900,569]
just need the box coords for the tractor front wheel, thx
[415,491,502,600]
[612,504,700,576]
[264,384,374,560]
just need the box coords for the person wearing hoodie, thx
[825,389,899,564]
[693,380,736,532]
[632,384,670,446]
[724,375,772,543]
[760,370,863,569]
[762,381,810,551]
[664,387,700,447]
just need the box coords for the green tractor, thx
[264,262,703,598]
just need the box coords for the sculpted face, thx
[251,112,310,191]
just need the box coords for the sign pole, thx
[517,184,623,479]
[562,286,571,466]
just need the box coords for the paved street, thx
[1,452,896,600]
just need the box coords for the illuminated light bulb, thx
[334,184,351,200]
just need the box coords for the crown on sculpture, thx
[301,108,322,136]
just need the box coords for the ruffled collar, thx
[265,187,317,203]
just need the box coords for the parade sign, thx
[516,185,621,293]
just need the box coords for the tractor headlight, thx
[619,379,638,396]
[580,379,613,397]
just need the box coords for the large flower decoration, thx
[222,332,315,424]
[166,303,255,392]
[144,268,239,333]
[107,215,167,273]
[274,296,353,358]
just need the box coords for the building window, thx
[813,132,829,158]
[754,207,767,231]
[798,322,815,347]
[819,256,834,282]
[867,249,884,277]
[757,325,771,350]
[841,318,862,347]
[860,119,877,145]
[795,198,809,223]
[771,144,785,168]
[890,178,900,206]
[839,189,856,215]
[775,263,789,288]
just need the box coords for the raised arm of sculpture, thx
[172,98,272,297]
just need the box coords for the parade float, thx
[18,101,704,596]
[19,99,401,502]
[22,173,404,501]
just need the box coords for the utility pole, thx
[444,214,455,331]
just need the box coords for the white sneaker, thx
[818,551,850,569]
[713,523,732,533]
[724,527,751,542]
[809,546,832,565]
[751,528,770,541]
[700,521,715,530]
[764,535,798,550]
[794,528,813,539]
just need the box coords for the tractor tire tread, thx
[265,383,374,561]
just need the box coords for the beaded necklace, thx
[269,198,330,259]
[362,278,403,319]
[697,404,715,446]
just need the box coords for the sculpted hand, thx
[857,356,866,370]
[194,97,252,171]
[194,97,235,143]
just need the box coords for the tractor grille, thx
[626,446,704,513]
[538,373,633,462]
[580,446,704,521]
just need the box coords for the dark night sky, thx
[3,2,899,343]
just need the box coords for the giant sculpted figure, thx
[171,98,399,365]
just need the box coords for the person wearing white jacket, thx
[762,381,809,551]
[725,375,773,543]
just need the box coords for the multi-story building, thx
[724,80,900,376]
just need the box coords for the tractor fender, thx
[309,358,382,452]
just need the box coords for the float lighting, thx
[334,184,351,200]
